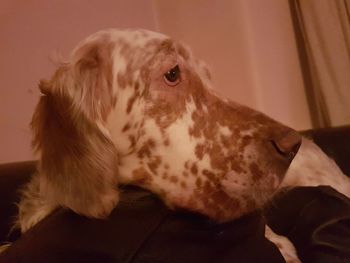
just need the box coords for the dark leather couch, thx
[0,126,349,263]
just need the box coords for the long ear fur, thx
[31,39,119,218]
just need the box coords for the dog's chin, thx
[218,172,286,218]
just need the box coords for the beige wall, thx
[0,0,311,163]
[0,0,157,163]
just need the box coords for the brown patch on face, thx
[162,172,169,180]
[189,111,206,138]
[147,155,162,174]
[132,167,152,185]
[190,163,198,175]
[146,96,187,132]
[250,163,263,181]
[117,37,153,91]
[126,90,140,114]
[117,72,127,89]
[152,39,174,56]
[209,144,228,171]
[239,135,253,152]
[180,181,187,189]
[128,135,136,149]
[137,138,156,159]
[189,180,243,220]
[163,138,170,146]
[122,123,131,132]
[229,156,245,174]
[202,169,216,182]
[169,175,179,184]
[195,143,205,160]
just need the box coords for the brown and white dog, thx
[15,29,350,261]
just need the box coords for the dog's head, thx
[32,29,301,221]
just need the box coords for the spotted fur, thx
[13,29,350,261]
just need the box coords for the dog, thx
[13,29,350,262]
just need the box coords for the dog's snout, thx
[271,130,302,161]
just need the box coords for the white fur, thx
[284,138,350,197]
[265,226,301,263]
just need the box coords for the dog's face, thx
[32,29,301,221]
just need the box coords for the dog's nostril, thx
[271,130,302,161]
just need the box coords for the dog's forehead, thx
[74,29,169,51]
[113,29,170,47]
[73,29,194,66]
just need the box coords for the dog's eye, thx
[164,65,180,86]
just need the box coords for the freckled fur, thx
[15,29,350,262]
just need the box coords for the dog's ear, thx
[31,39,119,218]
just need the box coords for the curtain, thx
[289,0,350,128]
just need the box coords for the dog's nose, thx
[271,130,302,161]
